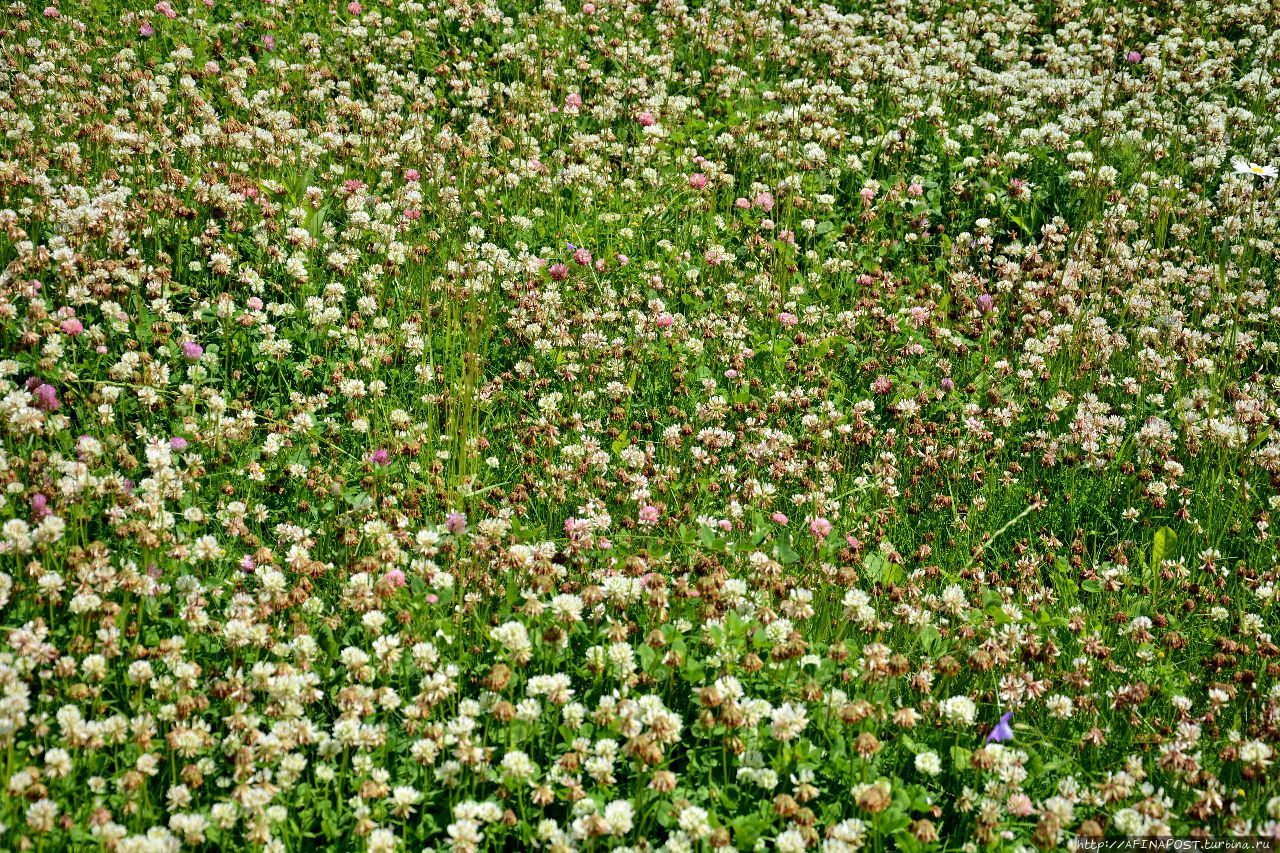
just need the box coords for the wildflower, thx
[501,750,537,781]
[777,829,807,852]
[1007,793,1035,816]
[1240,740,1274,768]
[170,436,188,450]
[262,34,275,50]
[26,799,58,833]
[139,21,154,36]
[370,448,391,466]
[34,383,60,411]
[854,781,892,813]
[939,695,977,725]
[602,800,632,835]
[445,512,467,534]
[1126,50,1142,63]
[548,263,569,281]
[347,0,361,12]
[809,517,832,539]
[677,805,711,837]
[903,819,938,846]
[384,569,406,588]
[771,512,789,525]
[638,505,660,525]
[573,247,592,266]
[894,707,921,728]
[367,828,396,853]
[1232,158,1277,179]
[688,173,708,190]
[181,341,204,361]
[60,318,83,336]
[915,751,942,776]
[986,711,1014,743]
[770,702,809,741]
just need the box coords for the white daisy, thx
[1232,158,1278,178]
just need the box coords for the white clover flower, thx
[676,805,710,838]
[769,702,809,742]
[939,695,977,726]
[500,750,537,782]
[915,751,943,776]
[602,800,634,835]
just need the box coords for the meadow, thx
[1,0,1279,849]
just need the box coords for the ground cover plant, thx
[1,0,1279,848]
